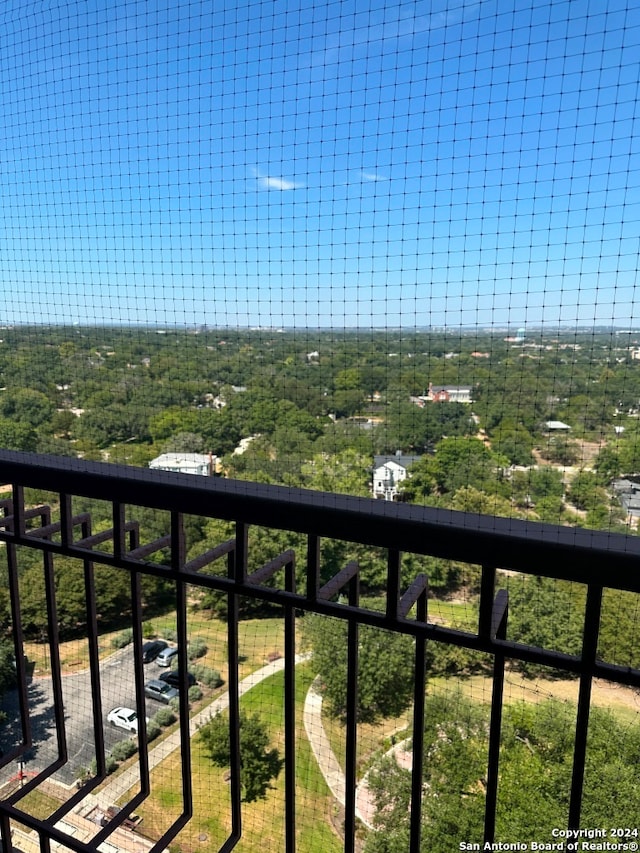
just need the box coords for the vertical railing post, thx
[306,534,320,600]
[386,549,402,620]
[119,501,150,797]
[6,485,30,755]
[0,814,12,853]
[226,521,247,844]
[408,581,428,853]
[41,502,67,767]
[344,565,360,853]
[81,511,107,780]
[568,583,603,829]
[284,554,297,853]
[172,511,193,822]
[478,565,496,638]
[483,588,509,844]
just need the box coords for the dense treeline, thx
[0,325,638,486]
[0,324,639,642]
[0,326,632,444]
[365,692,640,852]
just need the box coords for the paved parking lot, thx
[0,645,173,786]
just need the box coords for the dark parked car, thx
[159,670,196,689]
[144,679,179,704]
[141,640,168,663]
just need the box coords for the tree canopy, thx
[302,613,415,722]
[366,692,640,853]
[198,711,283,802]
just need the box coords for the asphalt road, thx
[0,646,172,786]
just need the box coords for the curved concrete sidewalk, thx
[90,654,310,810]
[302,677,381,829]
[83,652,397,835]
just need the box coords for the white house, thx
[372,454,421,501]
[149,452,217,477]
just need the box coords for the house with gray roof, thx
[372,453,421,501]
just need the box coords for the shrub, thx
[147,719,162,742]
[192,664,223,688]
[153,707,177,727]
[188,685,203,703]
[187,637,208,660]
[111,629,133,649]
[142,622,156,639]
[169,697,181,713]
[110,739,137,762]
[89,755,118,776]
[163,629,178,642]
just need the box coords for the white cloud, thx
[258,174,301,191]
[361,172,388,182]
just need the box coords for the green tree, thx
[365,695,640,853]
[402,437,507,501]
[302,614,414,722]
[0,640,17,696]
[76,404,151,447]
[539,436,580,466]
[198,711,283,802]
[593,443,621,481]
[149,407,199,441]
[569,470,608,512]
[0,418,37,451]
[449,486,515,517]
[379,401,474,455]
[328,389,365,418]
[509,467,564,508]
[0,388,55,428]
[299,449,371,496]
[50,409,77,439]
[501,576,584,676]
[489,420,534,466]
[163,432,205,453]
[615,427,640,477]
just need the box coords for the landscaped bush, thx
[192,664,223,688]
[169,697,180,713]
[110,738,137,762]
[153,707,177,727]
[89,755,118,776]
[188,685,203,703]
[111,629,133,649]
[187,637,208,660]
[163,629,178,642]
[147,719,162,742]
[142,621,156,639]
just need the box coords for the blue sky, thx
[0,0,638,328]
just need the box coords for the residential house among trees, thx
[149,452,218,476]
[372,453,421,501]
[612,479,640,520]
[427,383,473,404]
[543,420,572,431]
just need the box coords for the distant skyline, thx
[1,0,638,329]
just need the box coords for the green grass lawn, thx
[136,663,342,853]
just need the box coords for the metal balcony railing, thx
[0,449,639,853]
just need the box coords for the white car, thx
[107,706,147,733]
